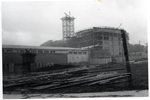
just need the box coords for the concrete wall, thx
[3,53,22,63]
[35,53,68,64]
[2,50,68,74]
[3,52,68,64]
[90,58,112,65]
[2,48,90,74]
[114,56,124,62]
[68,51,89,63]
[3,53,23,75]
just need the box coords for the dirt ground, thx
[3,60,148,98]
[3,90,148,99]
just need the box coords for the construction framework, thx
[61,12,75,40]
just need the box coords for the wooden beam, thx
[121,29,133,89]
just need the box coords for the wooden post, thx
[121,29,133,89]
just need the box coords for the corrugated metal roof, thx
[2,45,88,51]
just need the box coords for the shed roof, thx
[2,45,88,51]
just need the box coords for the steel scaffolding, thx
[61,12,75,41]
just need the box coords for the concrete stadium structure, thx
[41,27,129,62]
[65,27,129,62]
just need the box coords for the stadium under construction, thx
[3,12,148,95]
[3,12,130,75]
[42,12,129,62]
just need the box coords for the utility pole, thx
[121,29,133,89]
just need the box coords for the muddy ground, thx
[3,60,148,98]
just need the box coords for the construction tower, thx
[61,12,75,40]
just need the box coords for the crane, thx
[64,11,71,17]
[64,13,69,17]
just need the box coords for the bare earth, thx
[3,90,148,99]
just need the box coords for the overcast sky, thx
[1,0,147,46]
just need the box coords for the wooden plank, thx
[48,73,131,90]
[31,83,60,90]
[88,67,125,73]
[87,75,129,86]
[4,66,87,82]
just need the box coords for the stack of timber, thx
[3,63,130,93]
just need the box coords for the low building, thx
[2,45,89,75]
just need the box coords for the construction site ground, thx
[3,60,148,98]
[3,90,148,99]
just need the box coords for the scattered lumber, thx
[31,73,131,91]
[4,63,130,93]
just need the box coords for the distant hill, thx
[40,40,68,47]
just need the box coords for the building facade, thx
[66,27,129,61]
[2,45,89,75]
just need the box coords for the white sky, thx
[1,0,147,46]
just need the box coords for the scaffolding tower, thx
[61,12,75,41]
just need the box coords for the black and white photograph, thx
[1,0,148,99]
